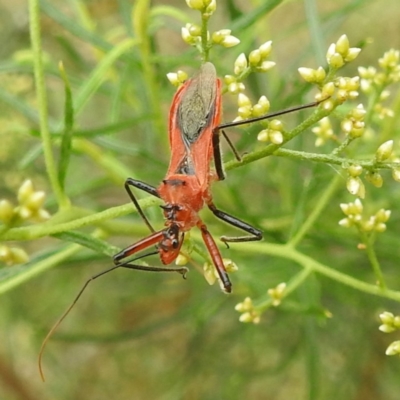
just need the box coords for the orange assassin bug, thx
[39,62,324,379]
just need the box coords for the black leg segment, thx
[124,178,160,233]
[208,202,263,243]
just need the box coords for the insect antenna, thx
[216,98,328,131]
[38,250,159,382]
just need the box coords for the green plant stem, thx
[0,243,82,295]
[256,267,313,312]
[359,231,387,289]
[224,106,331,172]
[1,197,162,241]
[133,0,165,139]
[200,11,210,61]
[289,174,342,247]
[29,0,69,210]
[274,148,398,170]
[231,241,400,302]
[331,136,355,156]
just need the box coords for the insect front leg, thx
[113,229,188,275]
[124,178,160,233]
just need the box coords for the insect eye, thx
[172,239,179,248]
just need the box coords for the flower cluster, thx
[326,35,361,69]
[359,49,400,119]
[185,0,216,14]
[339,198,391,233]
[341,104,366,138]
[224,42,275,94]
[235,297,261,324]
[0,179,50,224]
[312,117,335,147]
[267,282,286,306]
[379,311,400,357]
[0,245,28,266]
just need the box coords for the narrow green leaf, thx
[52,231,119,257]
[58,61,74,191]
[229,0,284,32]
[74,38,139,116]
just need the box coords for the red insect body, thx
[117,63,234,291]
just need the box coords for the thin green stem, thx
[200,12,210,61]
[289,174,342,247]
[29,0,69,209]
[256,267,314,312]
[229,241,400,302]
[1,197,162,241]
[133,0,165,139]
[274,148,398,170]
[359,231,387,289]
[224,106,331,172]
[331,136,355,156]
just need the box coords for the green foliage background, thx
[0,0,400,399]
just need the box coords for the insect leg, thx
[199,224,232,293]
[208,202,263,244]
[212,99,327,180]
[124,178,160,233]
[212,128,241,181]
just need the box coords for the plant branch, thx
[29,0,68,209]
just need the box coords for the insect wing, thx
[166,63,221,185]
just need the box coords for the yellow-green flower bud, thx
[257,129,269,142]
[220,35,240,48]
[203,262,217,285]
[269,119,283,131]
[374,222,387,233]
[335,34,349,56]
[252,96,270,116]
[348,164,363,177]
[375,140,394,162]
[257,60,276,72]
[386,340,400,356]
[379,49,400,69]
[224,75,236,84]
[181,26,196,45]
[328,52,344,69]
[237,93,251,108]
[380,311,394,325]
[223,258,238,272]
[0,199,15,224]
[392,168,400,182]
[26,191,46,210]
[188,24,201,36]
[344,47,361,62]
[338,218,353,228]
[298,67,315,83]
[375,209,391,223]
[234,53,247,75]
[239,312,254,323]
[0,245,29,266]
[365,171,383,188]
[347,176,365,198]
[17,179,34,204]
[268,282,286,306]
[269,130,284,144]
[259,41,272,58]
[249,49,261,66]
[166,72,179,86]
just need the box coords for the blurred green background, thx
[1,0,400,399]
